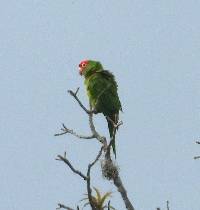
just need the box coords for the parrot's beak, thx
[79,67,83,75]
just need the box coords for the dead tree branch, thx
[167,200,169,210]
[56,152,87,180]
[88,111,107,147]
[113,175,135,210]
[87,146,104,210]
[68,88,94,114]
[56,147,103,210]
[56,203,74,210]
[55,89,107,146]
[107,201,111,210]
[56,88,135,210]
[55,123,95,139]
[194,141,200,160]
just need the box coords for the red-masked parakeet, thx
[79,60,122,157]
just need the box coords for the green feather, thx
[82,60,122,157]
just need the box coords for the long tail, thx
[107,114,118,158]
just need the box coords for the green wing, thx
[85,70,121,114]
[85,70,122,157]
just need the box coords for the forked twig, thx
[56,152,87,180]
[56,203,74,210]
[55,123,95,139]
[194,141,200,160]
[68,88,94,114]
[87,146,104,210]
[56,87,134,210]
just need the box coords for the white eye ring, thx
[82,63,86,67]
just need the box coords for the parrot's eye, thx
[82,63,87,67]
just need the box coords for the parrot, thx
[78,60,122,157]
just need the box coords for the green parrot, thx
[79,60,122,157]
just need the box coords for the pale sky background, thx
[1,1,200,210]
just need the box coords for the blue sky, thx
[0,1,200,210]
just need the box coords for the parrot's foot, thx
[116,120,123,128]
[106,117,123,129]
[91,109,98,114]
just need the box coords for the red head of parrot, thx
[79,60,89,75]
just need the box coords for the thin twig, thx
[106,116,123,129]
[56,152,87,180]
[66,89,107,146]
[108,201,111,210]
[56,203,74,210]
[56,87,135,210]
[56,147,103,210]
[105,138,113,161]
[88,105,107,147]
[68,89,91,114]
[55,123,95,139]
[86,146,104,210]
[90,146,104,168]
[194,141,200,160]
[167,200,169,210]
[75,87,80,95]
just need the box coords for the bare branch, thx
[106,116,123,129]
[88,105,134,210]
[68,89,92,114]
[55,123,95,139]
[57,203,74,210]
[88,109,107,147]
[90,146,104,168]
[75,87,80,95]
[61,88,107,146]
[56,152,87,180]
[194,141,200,160]
[108,201,111,210]
[86,146,104,210]
[55,87,135,210]
[167,200,169,210]
[56,147,103,210]
[113,175,135,210]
